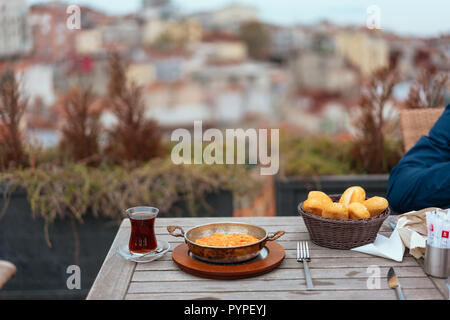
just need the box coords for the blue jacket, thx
[387,104,450,213]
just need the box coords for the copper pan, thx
[167,222,285,264]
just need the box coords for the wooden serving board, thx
[171,242,285,280]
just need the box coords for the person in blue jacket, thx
[387,104,450,213]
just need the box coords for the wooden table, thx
[87,217,448,300]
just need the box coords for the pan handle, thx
[267,230,285,241]
[167,225,185,238]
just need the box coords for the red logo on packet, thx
[442,231,449,239]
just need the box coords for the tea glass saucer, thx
[116,240,170,263]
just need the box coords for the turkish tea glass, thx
[126,207,159,255]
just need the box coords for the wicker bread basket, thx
[298,195,390,250]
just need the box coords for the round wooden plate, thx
[171,242,285,280]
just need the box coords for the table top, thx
[86,216,448,300]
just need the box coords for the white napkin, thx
[350,208,439,261]
[395,208,438,259]
[351,227,405,262]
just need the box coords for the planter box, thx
[275,174,390,216]
[164,190,233,218]
[0,188,232,299]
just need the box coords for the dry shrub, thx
[59,86,102,165]
[351,67,403,174]
[0,159,264,246]
[0,68,28,170]
[105,52,164,165]
[405,68,448,109]
[279,133,358,177]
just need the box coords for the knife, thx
[387,267,405,300]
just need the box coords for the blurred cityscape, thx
[1,0,449,147]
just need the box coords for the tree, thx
[0,69,28,170]
[238,21,271,60]
[351,67,402,174]
[405,68,448,109]
[59,86,102,165]
[105,52,164,165]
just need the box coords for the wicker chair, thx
[399,107,445,152]
[0,260,17,290]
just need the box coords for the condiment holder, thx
[425,209,450,278]
[424,244,450,278]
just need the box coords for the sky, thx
[27,0,450,37]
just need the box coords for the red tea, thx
[129,212,157,254]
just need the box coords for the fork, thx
[297,241,314,290]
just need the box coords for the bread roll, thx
[348,202,371,219]
[307,191,333,204]
[303,198,325,216]
[322,202,349,220]
[363,196,389,217]
[339,186,366,206]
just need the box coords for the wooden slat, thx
[416,256,449,300]
[127,277,435,294]
[429,277,449,300]
[137,248,404,263]
[135,256,420,272]
[132,266,427,282]
[129,216,392,232]
[86,220,136,300]
[136,250,416,268]
[141,239,403,252]
[125,288,443,300]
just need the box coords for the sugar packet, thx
[426,209,450,249]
